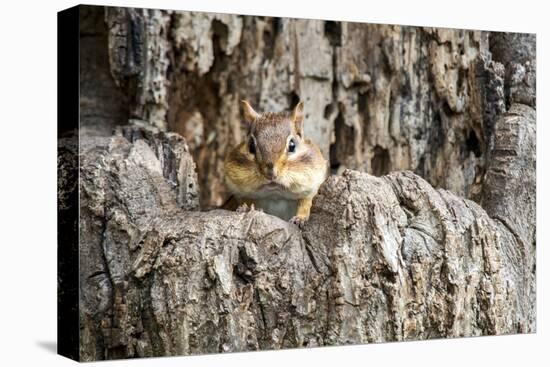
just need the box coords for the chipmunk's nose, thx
[265,163,277,180]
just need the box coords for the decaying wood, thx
[71,5,536,361]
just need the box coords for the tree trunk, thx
[70,4,536,361]
[94,6,534,208]
[74,114,534,360]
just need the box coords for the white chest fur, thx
[255,197,297,221]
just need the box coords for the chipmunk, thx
[223,100,328,226]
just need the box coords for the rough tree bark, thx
[74,116,535,360]
[94,6,534,207]
[71,5,536,361]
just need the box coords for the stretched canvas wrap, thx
[57,4,536,362]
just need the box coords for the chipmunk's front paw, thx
[236,203,255,213]
[289,216,308,228]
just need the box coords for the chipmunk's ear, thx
[241,100,260,123]
[291,101,304,137]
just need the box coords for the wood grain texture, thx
[75,117,535,360]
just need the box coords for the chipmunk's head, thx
[224,100,327,199]
[240,100,305,181]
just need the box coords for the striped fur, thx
[224,103,327,220]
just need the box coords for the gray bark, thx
[72,5,536,361]
[97,7,534,208]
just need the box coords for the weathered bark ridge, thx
[74,111,535,359]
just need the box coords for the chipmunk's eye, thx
[248,138,256,155]
[288,138,296,153]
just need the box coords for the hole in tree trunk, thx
[371,145,390,176]
[466,130,482,158]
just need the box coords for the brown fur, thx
[230,147,251,167]
[224,101,327,222]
